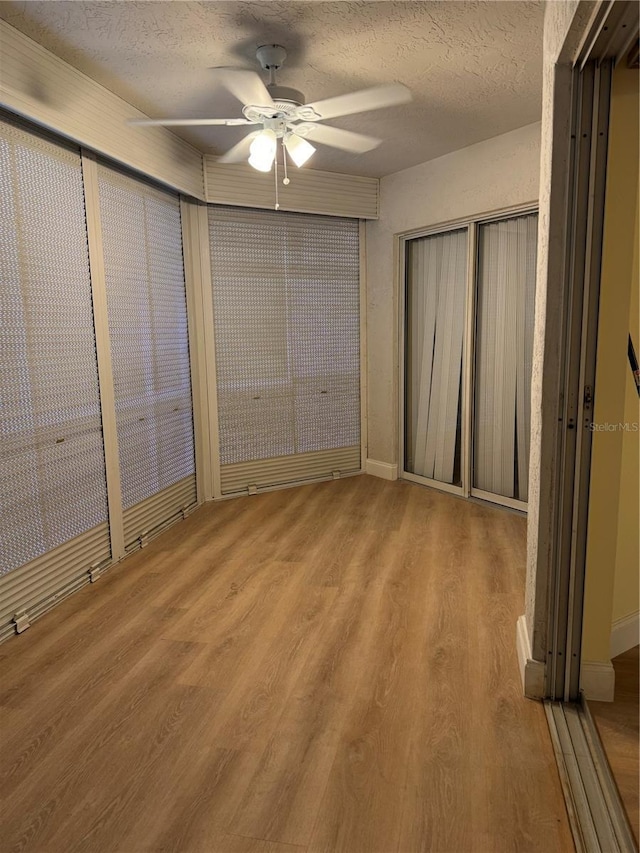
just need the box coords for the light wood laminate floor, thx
[589,645,640,844]
[0,476,573,853]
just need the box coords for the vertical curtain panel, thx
[404,229,468,485]
[473,213,538,501]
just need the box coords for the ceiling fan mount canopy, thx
[255,44,288,72]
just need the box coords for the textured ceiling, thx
[0,1,544,177]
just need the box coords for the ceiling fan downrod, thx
[255,44,307,109]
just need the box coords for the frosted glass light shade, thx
[284,134,315,167]
[248,129,277,172]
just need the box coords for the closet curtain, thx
[473,213,537,501]
[404,229,468,485]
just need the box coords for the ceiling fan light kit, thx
[128,44,412,208]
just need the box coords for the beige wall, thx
[612,183,639,626]
[582,65,640,664]
[365,122,541,466]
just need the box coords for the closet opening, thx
[400,208,538,511]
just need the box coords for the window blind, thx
[208,206,361,493]
[97,165,196,545]
[0,118,110,637]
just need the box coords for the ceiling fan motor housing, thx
[267,85,306,108]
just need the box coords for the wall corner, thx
[365,459,398,480]
[580,660,615,702]
[517,614,547,699]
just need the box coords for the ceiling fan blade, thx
[304,83,412,121]
[128,118,253,127]
[210,68,274,109]
[301,124,381,154]
[218,131,259,164]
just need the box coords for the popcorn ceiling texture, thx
[0,0,543,177]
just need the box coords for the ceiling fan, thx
[129,44,412,174]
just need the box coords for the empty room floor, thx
[0,475,573,853]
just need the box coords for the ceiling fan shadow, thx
[25,67,61,107]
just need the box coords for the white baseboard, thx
[516,614,546,699]
[365,459,398,481]
[610,611,639,659]
[580,661,615,702]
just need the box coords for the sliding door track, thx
[544,698,637,852]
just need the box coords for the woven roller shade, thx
[0,118,108,578]
[208,205,361,492]
[97,164,196,541]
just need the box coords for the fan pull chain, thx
[282,138,290,186]
[274,154,280,210]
